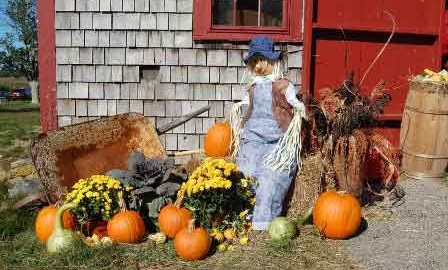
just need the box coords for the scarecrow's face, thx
[247,56,276,76]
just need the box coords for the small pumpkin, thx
[223,228,236,240]
[35,205,77,243]
[204,121,233,157]
[158,195,192,238]
[107,199,146,243]
[174,220,211,261]
[313,190,362,240]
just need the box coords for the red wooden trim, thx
[301,0,314,96]
[193,0,302,42]
[37,0,57,132]
[312,23,440,36]
[212,25,289,32]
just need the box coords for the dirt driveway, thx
[346,178,448,270]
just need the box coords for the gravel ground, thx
[346,178,448,270]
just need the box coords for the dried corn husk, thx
[365,132,400,190]
[334,130,368,200]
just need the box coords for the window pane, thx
[213,0,234,25]
[212,0,284,27]
[261,0,283,26]
[236,0,259,26]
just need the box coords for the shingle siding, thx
[55,0,303,155]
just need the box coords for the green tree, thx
[0,0,38,103]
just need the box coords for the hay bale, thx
[285,154,336,218]
[181,155,204,175]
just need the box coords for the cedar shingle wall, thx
[54,0,303,154]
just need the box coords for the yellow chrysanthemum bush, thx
[179,158,256,246]
[65,175,133,222]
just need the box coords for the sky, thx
[0,0,12,38]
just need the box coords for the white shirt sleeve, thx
[284,83,302,108]
[285,83,306,120]
[241,91,250,104]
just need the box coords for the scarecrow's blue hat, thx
[243,36,282,64]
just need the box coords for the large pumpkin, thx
[107,210,145,243]
[35,205,77,243]
[174,220,211,261]
[313,190,362,240]
[204,122,232,157]
[158,201,192,238]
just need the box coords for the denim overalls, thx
[237,79,297,230]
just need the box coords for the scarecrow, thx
[229,36,307,230]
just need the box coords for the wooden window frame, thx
[193,0,303,42]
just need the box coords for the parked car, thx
[9,88,31,100]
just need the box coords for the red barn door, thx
[302,0,445,146]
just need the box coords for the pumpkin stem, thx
[187,219,196,233]
[174,189,185,208]
[295,207,313,226]
[119,197,127,212]
[55,197,64,207]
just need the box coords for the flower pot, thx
[82,220,108,236]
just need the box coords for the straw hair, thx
[263,105,307,172]
[229,100,248,160]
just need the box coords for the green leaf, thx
[146,196,172,219]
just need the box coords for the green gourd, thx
[268,208,313,242]
[47,203,78,253]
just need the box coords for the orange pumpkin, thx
[313,190,362,240]
[158,200,192,238]
[35,205,77,243]
[174,220,211,261]
[204,122,233,157]
[107,210,146,243]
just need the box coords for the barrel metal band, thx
[403,170,445,180]
[401,149,448,159]
[404,105,448,115]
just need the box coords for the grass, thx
[0,101,40,163]
[0,223,358,270]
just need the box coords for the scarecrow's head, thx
[244,36,282,76]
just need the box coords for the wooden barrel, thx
[400,81,448,179]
